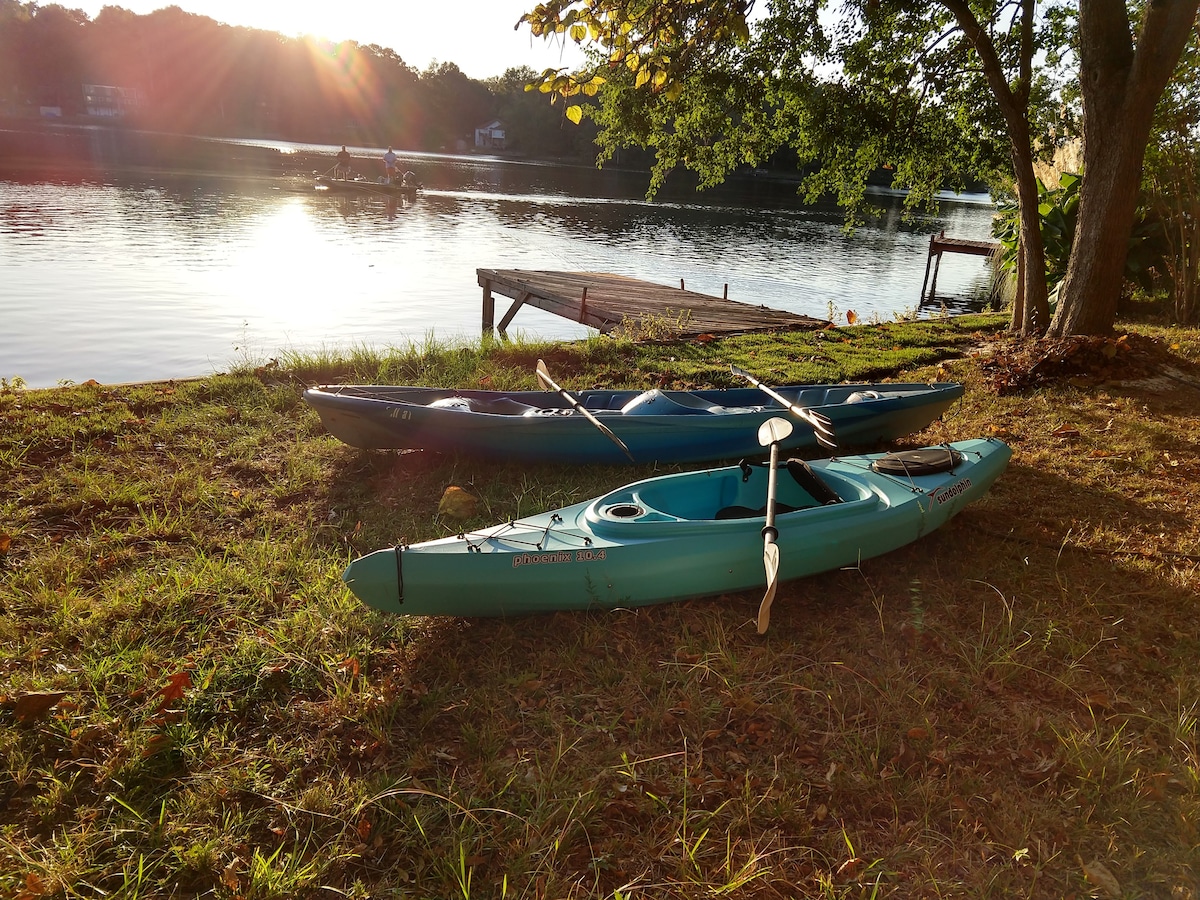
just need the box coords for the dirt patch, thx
[971,332,1200,395]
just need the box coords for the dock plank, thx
[928,235,1000,257]
[477,269,828,338]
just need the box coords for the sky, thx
[73,0,587,80]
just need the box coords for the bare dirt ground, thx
[971,331,1200,398]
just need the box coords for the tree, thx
[1050,2,1199,335]
[520,0,1200,336]
[1142,26,1200,323]
[417,61,493,151]
[486,66,597,157]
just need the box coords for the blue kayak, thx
[303,381,964,463]
[342,437,1011,619]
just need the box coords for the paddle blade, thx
[802,409,837,448]
[758,541,780,634]
[735,365,836,449]
[758,416,794,447]
[536,358,634,461]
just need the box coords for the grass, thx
[1,315,1198,898]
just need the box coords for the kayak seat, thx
[714,501,807,520]
[845,389,883,403]
[786,459,844,505]
[621,389,713,415]
[620,389,759,416]
[427,396,539,416]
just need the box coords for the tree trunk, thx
[1011,127,1050,334]
[940,0,1049,335]
[1011,232,1027,328]
[1050,0,1200,337]
[1049,124,1146,335]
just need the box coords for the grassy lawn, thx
[2,315,1198,899]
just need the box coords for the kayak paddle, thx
[536,359,635,461]
[756,416,793,634]
[731,365,836,448]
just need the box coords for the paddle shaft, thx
[764,439,782,545]
[730,365,835,448]
[755,416,793,634]
[536,360,635,461]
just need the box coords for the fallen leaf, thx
[0,532,11,554]
[694,333,715,343]
[16,872,48,900]
[356,817,372,840]
[1080,858,1121,898]
[221,859,242,890]
[438,486,479,520]
[154,671,191,712]
[836,857,864,878]
[338,657,360,678]
[146,709,184,727]
[14,691,69,723]
[142,732,174,757]
[846,310,858,325]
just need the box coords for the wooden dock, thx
[920,231,1001,301]
[477,269,829,338]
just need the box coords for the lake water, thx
[0,139,997,388]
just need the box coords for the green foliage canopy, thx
[521,1,1046,214]
[521,0,1200,336]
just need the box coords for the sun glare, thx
[217,199,359,321]
[295,36,385,125]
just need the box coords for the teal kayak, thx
[343,437,1011,618]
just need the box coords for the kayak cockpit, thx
[586,461,873,532]
[427,388,765,418]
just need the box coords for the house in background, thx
[83,84,145,118]
[474,120,506,150]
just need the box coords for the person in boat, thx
[383,146,398,184]
[334,145,351,180]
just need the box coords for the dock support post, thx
[920,231,943,301]
[497,291,532,338]
[482,281,495,336]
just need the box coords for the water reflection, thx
[0,151,997,388]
